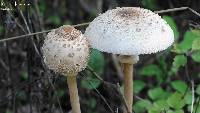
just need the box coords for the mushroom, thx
[84,7,174,113]
[42,25,89,113]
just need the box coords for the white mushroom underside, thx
[85,7,174,55]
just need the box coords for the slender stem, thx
[67,74,81,113]
[123,63,133,113]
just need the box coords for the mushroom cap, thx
[85,7,174,55]
[42,25,89,75]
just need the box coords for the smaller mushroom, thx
[42,25,89,113]
[85,7,174,113]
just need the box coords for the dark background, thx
[0,0,200,113]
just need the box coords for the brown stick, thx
[123,63,133,113]
[67,75,81,113]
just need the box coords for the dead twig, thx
[0,7,200,43]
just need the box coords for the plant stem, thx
[123,63,133,113]
[67,74,81,113]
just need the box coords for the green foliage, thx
[171,80,187,93]
[20,71,28,81]
[81,78,101,90]
[191,51,200,63]
[81,49,105,90]
[133,99,152,113]
[167,92,186,109]
[172,30,200,53]
[47,15,61,26]
[141,0,158,10]
[153,99,169,111]
[196,84,200,95]
[171,55,187,73]
[139,64,162,77]
[163,16,179,39]
[133,80,146,94]
[55,89,65,98]
[148,87,168,100]
[192,38,200,50]
[85,98,97,109]
[139,64,164,83]
[88,49,105,76]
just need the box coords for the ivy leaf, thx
[153,99,169,111]
[171,80,188,93]
[134,80,146,94]
[133,99,152,113]
[148,87,168,100]
[88,49,105,76]
[184,92,192,105]
[167,109,184,113]
[191,51,200,63]
[163,16,179,40]
[167,92,186,109]
[192,38,200,50]
[172,30,200,53]
[171,55,187,73]
[139,64,162,77]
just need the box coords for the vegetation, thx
[0,0,200,113]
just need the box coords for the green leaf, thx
[192,38,200,50]
[47,15,61,25]
[171,55,187,73]
[184,92,192,105]
[133,99,152,113]
[148,87,167,100]
[134,80,146,94]
[81,78,101,90]
[172,30,200,53]
[139,64,162,77]
[167,92,186,109]
[153,99,169,111]
[167,109,184,113]
[55,89,65,97]
[85,98,97,109]
[148,106,161,113]
[171,80,188,93]
[196,84,200,95]
[163,16,179,39]
[88,49,105,76]
[141,0,158,10]
[191,51,200,63]
[20,71,28,81]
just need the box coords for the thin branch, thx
[0,7,199,43]
[0,22,90,43]
[191,80,195,113]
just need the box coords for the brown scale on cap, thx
[55,25,82,41]
[116,8,140,19]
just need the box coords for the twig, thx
[116,83,130,113]
[86,66,104,81]
[80,73,115,113]
[0,22,90,43]
[191,80,195,113]
[0,7,200,43]
[195,97,200,113]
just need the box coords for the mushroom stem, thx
[119,55,138,113]
[67,74,81,113]
[123,63,133,113]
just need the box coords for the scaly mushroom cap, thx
[42,25,89,75]
[85,7,174,55]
